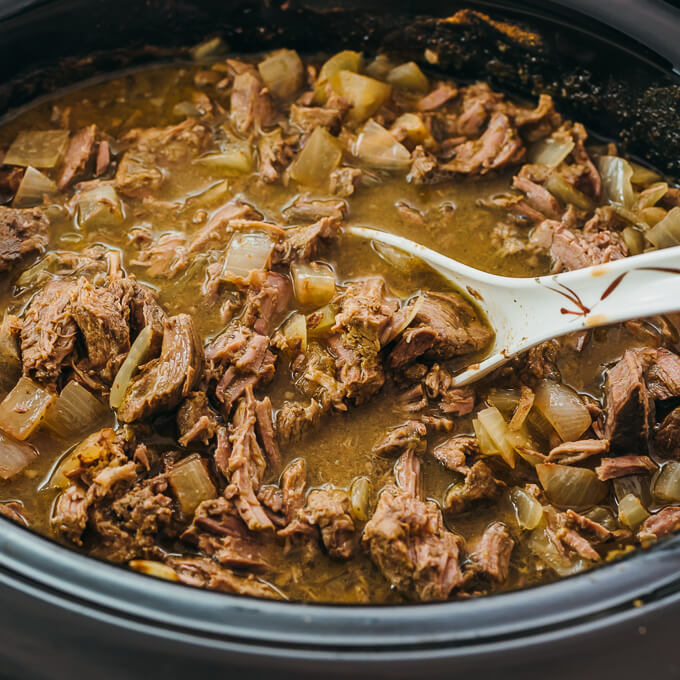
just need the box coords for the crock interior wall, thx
[0,0,677,176]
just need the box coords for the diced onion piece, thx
[584,506,618,531]
[195,144,253,174]
[598,155,635,208]
[291,261,336,306]
[0,377,55,441]
[12,167,56,208]
[390,113,433,146]
[653,461,680,502]
[528,137,575,168]
[533,380,591,442]
[223,232,274,283]
[618,493,649,529]
[0,430,37,479]
[386,62,429,92]
[509,486,543,530]
[544,174,595,211]
[473,417,498,455]
[190,36,226,62]
[646,207,680,249]
[77,184,124,229]
[289,127,342,187]
[528,526,588,576]
[4,129,69,168]
[536,463,607,508]
[258,49,303,99]
[0,314,21,399]
[168,454,217,515]
[639,206,668,227]
[354,120,411,170]
[477,406,516,468]
[622,226,645,255]
[307,304,336,337]
[314,51,362,103]
[364,55,394,80]
[282,313,307,352]
[330,71,392,124]
[386,295,424,340]
[635,182,668,210]
[629,161,662,185]
[486,388,521,417]
[42,381,111,441]
[350,476,371,521]
[110,326,153,409]
[129,560,180,581]
[612,204,649,231]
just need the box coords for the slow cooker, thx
[0,1,679,677]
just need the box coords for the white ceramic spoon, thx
[346,225,680,386]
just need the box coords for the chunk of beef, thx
[206,324,276,414]
[299,487,356,559]
[469,522,514,583]
[550,228,627,271]
[432,436,478,472]
[273,216,342,264]
[595,455,656,481]
[230,70,273,134]
[118,314,203,422]
[363,451,464,601]
[423,363,476,415]
[241,270,291,335]
[57,125,96,190]
[389,292,492,368]
[130,232,188,279]
[372,420,427,457]
[636,348,680,400]
[166,556,281,598]
[177,392,220,446]
[52,485,89,545]
[188,200,262,253]
[604,350,653,452]
[0,501,28,526]
[444,460,504,514]
[417,84,457,111]
[639,507,680,541]
[182,496,269,571]
[292,342,346,412]
[280,458,307,524]
[290,103,345,132]
[330,166,362,197]
[257,128,295,183]
[254,396,280,469]
[545,508,600,562]
[225,386,273,531]
[512,172,560,220]
[407,145,439,184]
[283,195,347,223]
[276,399,322,444]
[0,206,49,272]
[441,113,525,176]
[547,438,609,465]
[565,509,613,543]
[21,279,79,383]
[656,407,680,459]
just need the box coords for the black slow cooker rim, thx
[0,0,679,655]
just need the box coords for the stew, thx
[0,44,678,603]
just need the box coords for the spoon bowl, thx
[347,225,680,386]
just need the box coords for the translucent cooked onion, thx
[282,313,307,352]
[129,560,179,582]
[0,377,56,441]
[314,50,362,104]
[354,120,411,170]
[536,463,607,508]
[544,174,595,211]
[223,232,274,283]
[42,381,112,441]
[487,388,521,417]
[385,295,424,340]
[622,226,645,255]
[598,155,635,208]
[646,207,680,249]
[533,380,591,442]
[386,62,429,92]
[168,454,217,515]
[195,144,253,174]
[477,406,516,468]
[350,476,371,521]
[629,161,662,186]
[190,36,226,62]
[0,313,21,399]
[473,417,498,456]
[12,167,56,208]
[390,113,432,146]
[4,129,69,168]
[77,184,124,229]
[0,430,37,479]
[635,182,668,210]
[528,138,575,168]
[330,71,392,124]
[618,493,649,529]
[289,127,342,187]
[528,525,588,576]
[306,304,336,337]
[653,461,680,502]
[291,262,336,306]
[364,55,394,80]
[510,486,543,530]
[110,326,153,409]
[258,49,304,99]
